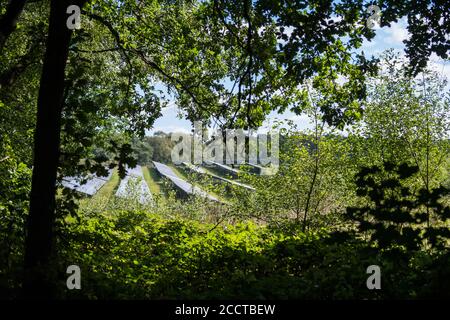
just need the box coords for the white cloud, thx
[428,53,450,83]
[383,20,409,45]
[160,101,177,112]
[362,38,377,48]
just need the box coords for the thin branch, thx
[70,47,120,54]
[83,11,134,100]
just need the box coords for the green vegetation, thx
[0,0,449,300]
[92,170,120,201]
[55,211,449,299]
[131,133,175,166]
[168,164,189,181]
[142,166,163,197]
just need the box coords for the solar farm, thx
[61,161,258,203]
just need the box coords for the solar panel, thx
[153,161,218,201]
[115,166,152,204]
[182,162,254,191]
[168,175,218,201]
[206,161,240,177]
[115,175,131,197]
[61,175,110,196]
[153,161,179,178]
[125,165,145,178]
[209,174,255,191]
[138,180,152,203]
[182,162,207,174]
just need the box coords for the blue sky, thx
[148,18,450,135]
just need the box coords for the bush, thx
[54,207,449,299]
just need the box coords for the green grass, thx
[91,169,120,201]
[142,165,163,196]
[168,164,189,180]
[200,166,226,178]
[76,169,120,213]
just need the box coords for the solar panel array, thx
[62,162,248,202]
[61,170,113,196]
[153,161,218,201]
[182,162,207,174]
[115,165,152,204]
[205,161,240,177]
[153,161,178,178]
[209,174,255,191]
[182,162,254,191]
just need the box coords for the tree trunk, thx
[23,0,75,298]
[0,0,28,50]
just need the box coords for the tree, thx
[378,0,450,75]
[0,0,28,50]
[22,0,223,295]
[232,115,353,230]
[346,161,450,251]
[146,134,175,163]
[0,1,48,165]
[349,51,449,201]
[185,0,449,129]
[23,0,89,298]
[132,137,153,166]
